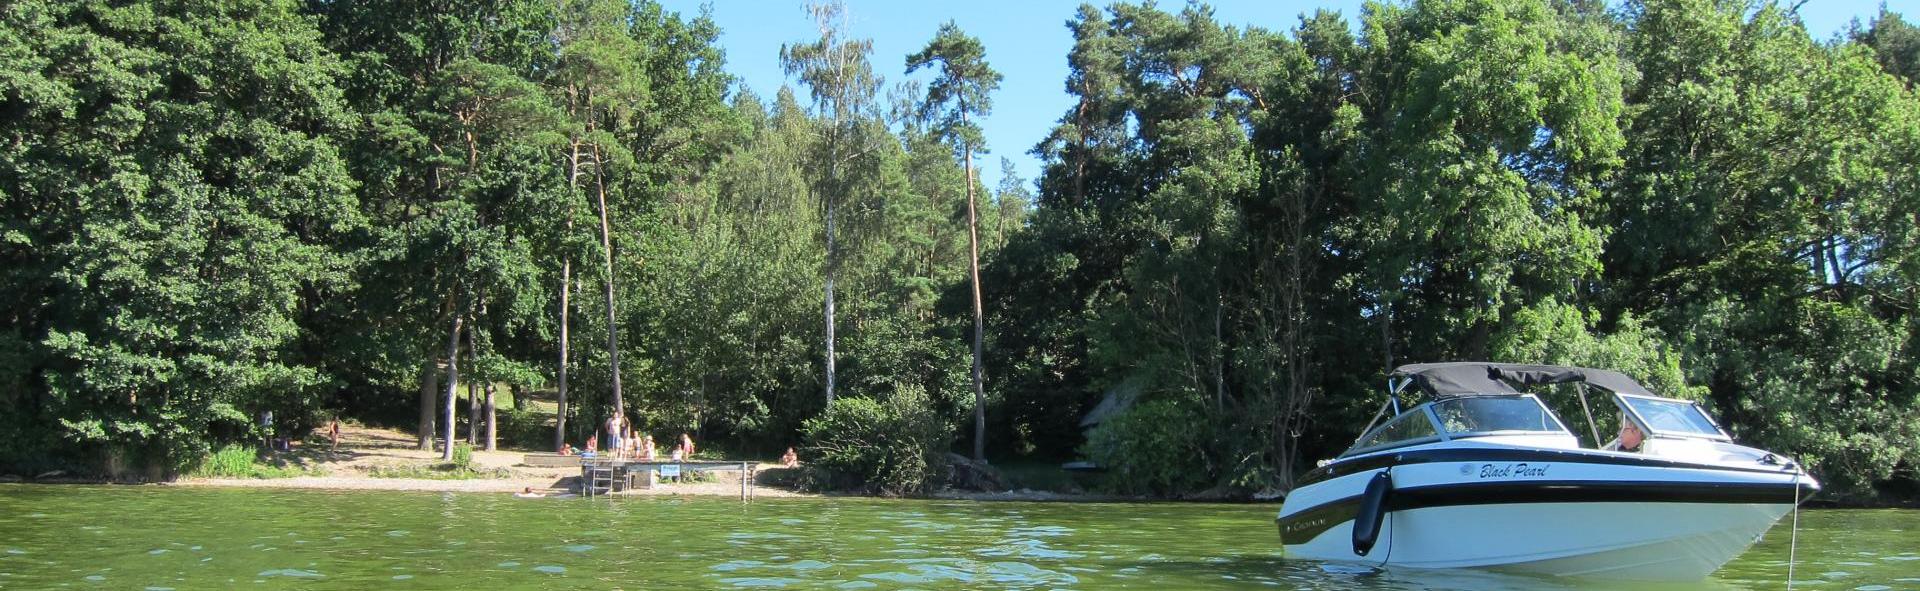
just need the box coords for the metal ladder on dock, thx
[584,461,615,497]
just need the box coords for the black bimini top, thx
[1393,362,1654,398]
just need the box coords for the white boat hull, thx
[1390,501,1787,579]
[1278,444,1815,580]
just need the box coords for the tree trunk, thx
[484,382,497,452]
[417,358,438,451]
[1073,95,1088,206]
[466,380,479,445]
[465,318,483,446]
[593,147,625,417]
[964,142,987,462]
[441,308,464,461]
[555,259,571,451]
[1379,299,1394,375]
[1213,289,1225,410]
[556,138,581,453]
[824,195,838,407]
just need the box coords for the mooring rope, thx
[1378,466,1394,570]
[1787,466,1802,590]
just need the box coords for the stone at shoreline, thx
[945,453,1005,492]
[34,470,65,480]
[0,474,21,483]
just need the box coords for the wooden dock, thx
[576,458,759,500]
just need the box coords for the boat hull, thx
[1277,447,1815,580]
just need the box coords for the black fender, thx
[1352,470,1393,556]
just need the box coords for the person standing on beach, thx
[680,432,695,459]
[329,420,341,452]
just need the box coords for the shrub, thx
[184,444,325,479]
[1082,396,1210,496]
[189,444,260,478]
[495,408,556,450]
[800,385,953,496]
[451,443,474,470]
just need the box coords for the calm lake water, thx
[0,484,1913,590]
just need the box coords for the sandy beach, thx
[157,423,813,498]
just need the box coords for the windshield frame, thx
[1615,393,1730,441]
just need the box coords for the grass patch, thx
[188,445,329,479]
[365,463,511,480]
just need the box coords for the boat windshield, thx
[1345,410,1440,455]
[1430,395,1566,435]
[1620,395,1723,438]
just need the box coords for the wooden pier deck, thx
[574,458,760,500]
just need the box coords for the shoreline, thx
[1,478,1906,507]
[163,474,817,497]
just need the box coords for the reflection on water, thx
[0,484,1912,590]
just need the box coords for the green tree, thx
[1606,0,1920,497]
[781,0,883,407]
[907,21,1002,461]
[0,0,363,472]
[1854,7,1920,87]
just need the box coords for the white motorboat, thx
[1277,362,1818,580]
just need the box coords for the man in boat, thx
[1616,419,1646,452]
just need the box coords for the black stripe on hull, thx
[1277,479,1816,546]
[1295,446,1798,489]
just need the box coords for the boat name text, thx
[1477,462,1550,478]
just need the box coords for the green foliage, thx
[799,386,954,496]
[1083,397,1210,496]
[186,445,326,479]
[1854,8,1920,86]
[189,446,265,479]
[1491,300,1700,401]
[0,0,1914,505]
[451,443,475,470]
[1,0,363,470]
[493,408,557,451]
[997,0,1920,501]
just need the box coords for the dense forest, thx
[2,0,1918,501]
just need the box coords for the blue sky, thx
[658,0,1908,193]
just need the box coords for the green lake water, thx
[0,485,1913,590]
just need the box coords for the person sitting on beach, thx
[670,444,685,461]
[586,433,599,455]
[781,447,798,469]
[641,435,656,461]
[681,432,696,459]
